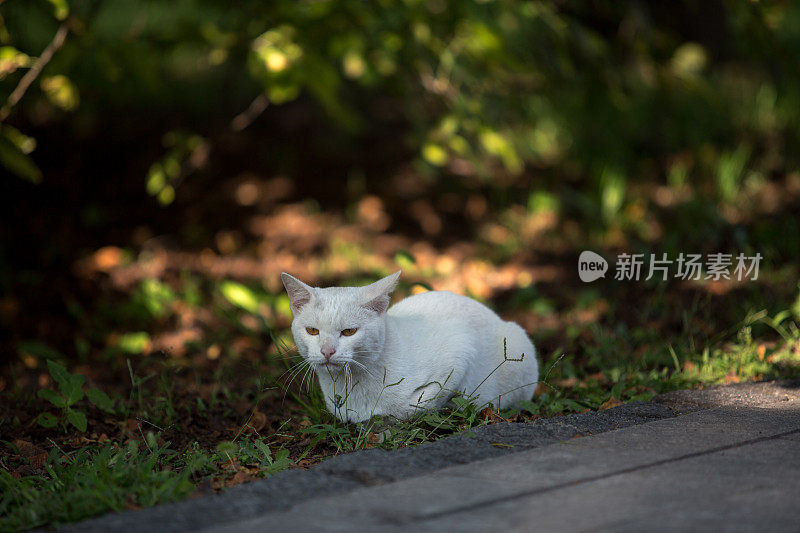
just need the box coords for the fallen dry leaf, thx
[121,418,139,438]
[13,439,38,457]
[226,470,253,487]
[479,407,510,423]
[92,246,123,271]
[219,458,240,472]
[757,344,766,361]
[724,371,740,384]
[246,411,267,432]
[599,397,622,410]
[13,439,47,468]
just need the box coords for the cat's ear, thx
[361,270,401,315]
[281,273,314,314]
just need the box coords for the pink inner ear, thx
[289,291,310,312]
[283,277,312,312]
[363,294,389,314]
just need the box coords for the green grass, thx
[0,434,294,532]
[1,441,196,531]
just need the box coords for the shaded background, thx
[2,1,800,515]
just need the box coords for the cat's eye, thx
[306,327,319,335]
[341,328,357,337]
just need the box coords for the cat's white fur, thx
[281,271,538,422]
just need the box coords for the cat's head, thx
[281,271,401,368]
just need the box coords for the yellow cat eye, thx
[341,328,357,337]
[306,327,319,335]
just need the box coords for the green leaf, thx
[86,388,114,413]
[40,75,80,112]
[37,388,67,408]
[517,400,539,415]
[421,143,448,166]
[61,373,85,406]
[791,284,800,323]
[394,250,417,266]
[66,409,87,432]
[215,441,238,456]
[0,132,42,183]
[46,359,71,390]
[253,439,272,463]
[0,47,32,74]
[266,448,292,473]
[220,281,260,313]
[117,332,151,354]
[1,125,36,154]
[46,0,69,20]
[37,412,58,428]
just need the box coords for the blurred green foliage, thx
[2,0,799,204]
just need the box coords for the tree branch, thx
[0,21,70,122]
[230,94,269,132]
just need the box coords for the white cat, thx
[281,271,538,423]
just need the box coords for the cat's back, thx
[388,290,502,324]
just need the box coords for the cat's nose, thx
[321,346,336,360]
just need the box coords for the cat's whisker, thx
[299,363,311,391]
[278,360,311,405]
[345,363,359,403]
[278,358,310,381]
[285,359,310,380]
[301,364,314,392]
[284,360,312,390]
[347,359,378,381]
[280,365,303,387]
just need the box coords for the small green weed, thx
[214,437,293,477]
[36,361,114,432]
